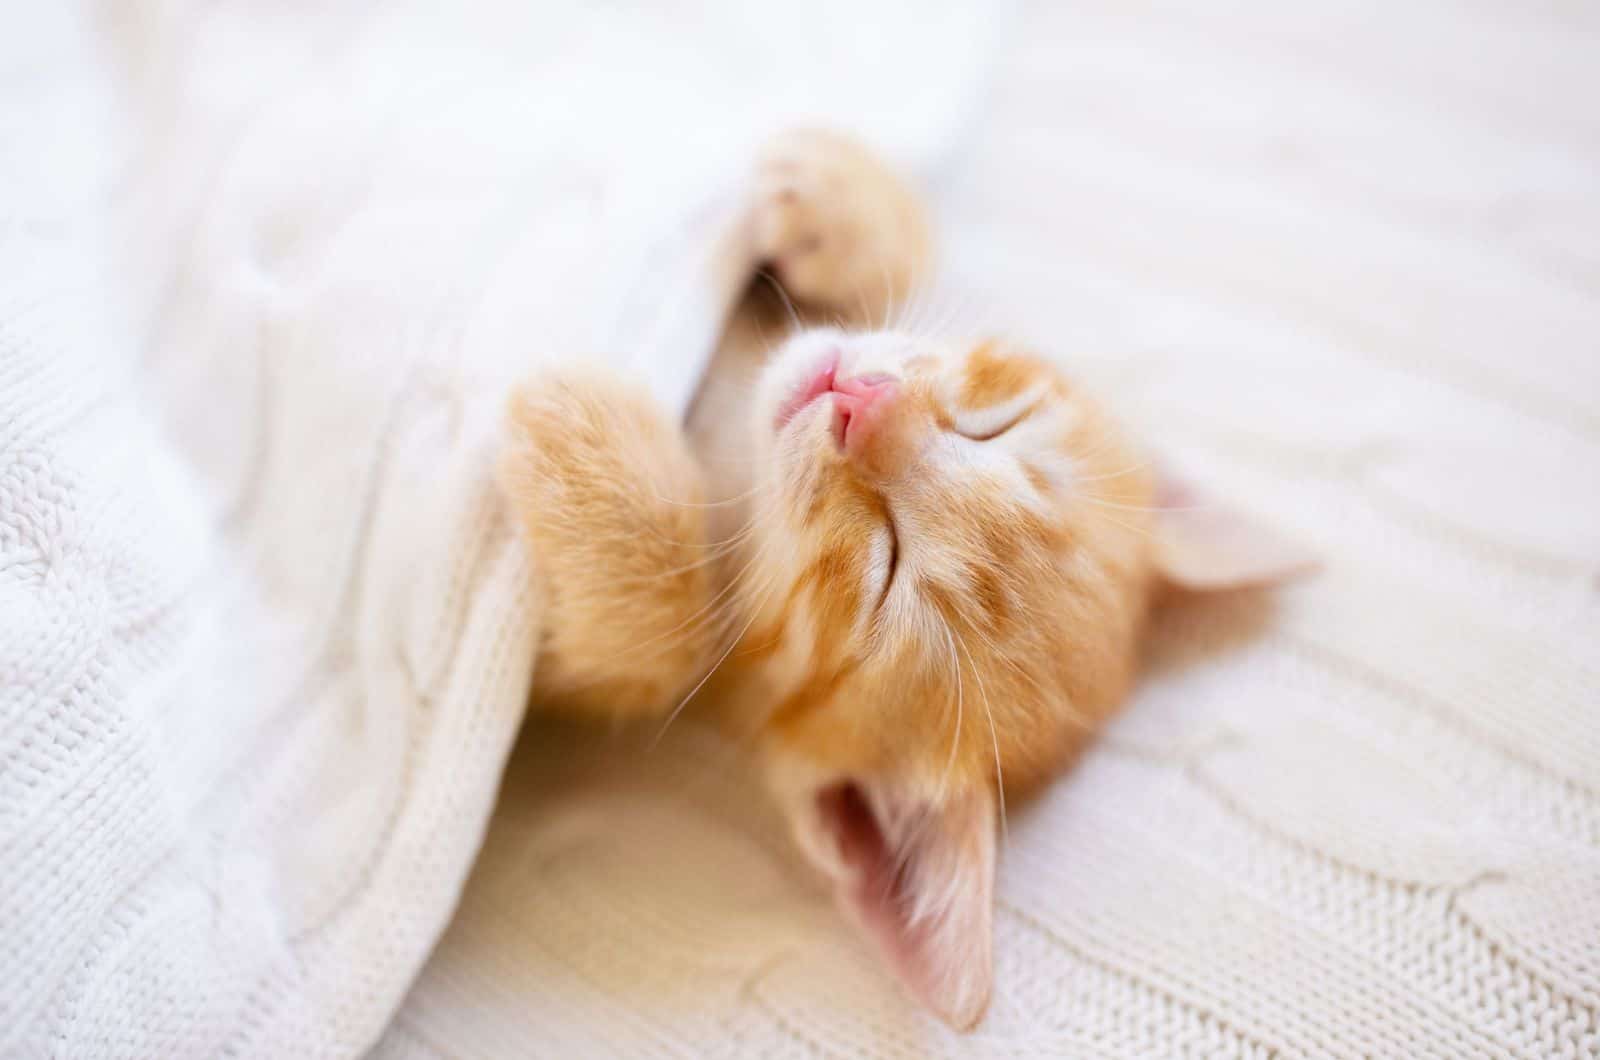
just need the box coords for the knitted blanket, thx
[377,2,1600,1058]
[8,2,1599,1058]
[0,2,996,1055]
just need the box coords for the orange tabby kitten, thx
[500,129,1311,1030]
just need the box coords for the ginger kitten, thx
[499,129,1311,1030]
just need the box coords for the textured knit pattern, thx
[376,2,1600,1058]
[0,2,992,1057]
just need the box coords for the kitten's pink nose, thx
[830,373,899,456]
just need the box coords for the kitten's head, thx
[726,328,1311,1029]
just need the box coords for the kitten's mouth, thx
[774,351,840,434]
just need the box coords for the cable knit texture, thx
[377,3,1600,1059]
[4,2,1598,1059]
[0,2,995,1056]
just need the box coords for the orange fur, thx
[499,129,1309,1030]
[709,335,1155,799]
[497,374,720,719]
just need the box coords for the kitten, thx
[499,129,1312,1030]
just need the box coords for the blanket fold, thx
[1,2,995,1054]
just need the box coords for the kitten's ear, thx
[807,780,996,1031]
[1152,470,1318,591]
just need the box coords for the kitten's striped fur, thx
[499,129,1310,1029]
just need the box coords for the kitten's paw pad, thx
[750,129,929,316]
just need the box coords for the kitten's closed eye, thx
[873,515,900,613]
[949,384,1046,443]
[952,403,1036,442]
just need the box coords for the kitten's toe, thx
[752,163,833,282]
[749,129,929,319]
[753,207,826,292]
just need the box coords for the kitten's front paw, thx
[752,129,930,321]
[499,371,717,718]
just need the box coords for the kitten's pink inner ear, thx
[814,782,995,1031]
[1153,473,1318,591]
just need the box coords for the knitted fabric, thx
[0,2,992,1055]
[377,2,1600,1057]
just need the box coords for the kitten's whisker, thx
[650,563,780,748]
[757,269,803,332]
[609,517,756,582]
[894,276,924,334]
[591,497,779,658]
[877,261,892,331]
[1080,503,1160,543]
[950,625,1007,849]
[935,613,964,805]
[562,515,786,693]
[610,534,743,583]
[970,620,1091,731]
[1080,494,1199,515]
[620,476,760,553]
[734,626,784,656]
[632,561,776,671]
[694,450,764,467]
[748,292,786,358]
[919,288,968,341]
[650,482,761,509]
[1071,461,1148,486]
[1069,429,1124,468]
[658,509,789,646]
[556,580,738,680]
[853,281,872,330]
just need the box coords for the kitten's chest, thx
[684,292,800,537]
[681,290,833,716]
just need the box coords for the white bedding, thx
[6,2,1599,1058]
[0,2,997,1055]
[380,3,1600,1058]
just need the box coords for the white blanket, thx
[0,2,997,1055]
[9,3,1600,1059]
[377,3,1600,1059]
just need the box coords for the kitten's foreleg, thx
[499,372,721,719]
